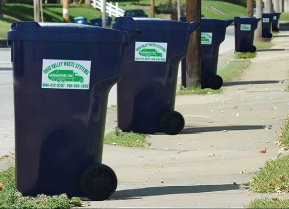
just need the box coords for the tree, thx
[247,0,253,17]
[254,0,262,41]
[185,0,201,87]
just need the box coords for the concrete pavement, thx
[85,31,289,207]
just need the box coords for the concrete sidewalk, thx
[85,31,289,208]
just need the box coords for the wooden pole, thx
[151,0,155,18]
[34,0,41,22]
[247,0,254,17]
[63,0,69,23]
[185,0,201,86]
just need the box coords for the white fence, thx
[91,0,125,17]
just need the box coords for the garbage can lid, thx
[201,17,233,25]
[7,21,134,44]
[74,16,87,20]
[114,17,200,31]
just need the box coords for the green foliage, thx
[0,167,82,209]
[249,155,289,193]
[104,127,149,147]
[177,85,222,95]
[235,52,256,59]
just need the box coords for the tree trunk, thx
[0,0,3,19]
[185,0,201,87]
[265,0,273,12]
[85,0,91,4]
[274,0,280,11]
[254,0,262,41]
[150,0,155,18]
[247,0,254,17]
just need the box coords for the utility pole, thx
[0,0,3,18]
[185,0,201,86]
[151,0,155,18]
[254,0,262,41]
[34,0,41,22]
[63,0,69,23]
[177,0,181,20]
[247,0,254,17]
[102,0,106,27]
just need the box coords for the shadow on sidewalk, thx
[256,49,286,52]
[109,184,242,200]
[180,125,265,134]
[223,80,282,87]
[273,35,289,38]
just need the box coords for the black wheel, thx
[160,111,185,135]
[249,45,256,53]
[80,164,117,201]
[269,33,273,38]
[208,75,223,90]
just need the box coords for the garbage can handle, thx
[128,29,142,43]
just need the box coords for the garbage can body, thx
[262,13,273,38]
[180,17,233,90]
[74,16,87,24]
[113,17,200,135]
[234,17,261,52]
[7,22,137,199]
[90,18,103,27]
[271,12,281,32]
[106,17,113,26]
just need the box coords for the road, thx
[0,27,234,157]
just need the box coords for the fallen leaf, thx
[259,148,267,153]
[0,182,3,191]
[207,153,215,157]
[236,113,240,117]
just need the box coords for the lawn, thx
[280,12,289,21]
[0,0,248,38]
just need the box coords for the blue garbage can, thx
[234,17,261,52]
[106,17,113,26]
[74,16,87,24]
[262,13,273,38]
[90,18,102,27]
[180,17,233,90]
[272,12,281,32]
[113,17,200,135]
[7,21,140,201]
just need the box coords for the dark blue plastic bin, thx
[272,12,281,32]
[180,17,233,90]
[74,16,87,24]
[90,18,102,27]
[7,21,140,201]
[113,17,200,135]
[234,17,261,52]
[262,13,273,38]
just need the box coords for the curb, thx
[0,39,9,48]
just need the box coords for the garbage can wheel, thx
[80,163,117,201]
[208,75,223,90]
[269,33,273,38]
[160,111,185,135]
[250,45,257,53]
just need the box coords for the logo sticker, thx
[240,24,251,31]
[273,16,277,20]
[42,59,91,90]
[201,32,212,45]
[263,18,270,23]
[135,42,167,62]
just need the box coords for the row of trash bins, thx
[7,12,281,202]
[74,16,112,26]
